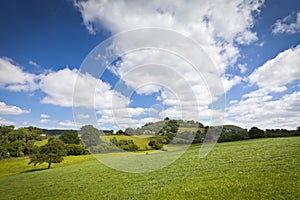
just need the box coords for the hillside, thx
[0,137,299,199]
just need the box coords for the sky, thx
[0,0,299,130]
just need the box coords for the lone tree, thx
[28,137,66,169]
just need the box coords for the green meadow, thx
[0,137,299,200]
[100,135,156,150]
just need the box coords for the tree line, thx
[0,119,299,168]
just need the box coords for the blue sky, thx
[0,0,299,130]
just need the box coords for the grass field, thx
[34,139,48,147]
[101,135,159,150]
[0,137,299,199]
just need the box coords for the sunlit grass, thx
[34,139,48,147]
[101,135,157,149]
[0,137,299,199]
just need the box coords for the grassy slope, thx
[34,139,48,147]
[0,137,299,200]
[101,135,159,149]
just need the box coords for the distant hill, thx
[42,129,74,136]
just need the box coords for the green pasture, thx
[0,137,299,199]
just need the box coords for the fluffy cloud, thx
[227,45,300,129]
[74,0,264,126]
[39,67,147,129]
[0,117,15,125]
[272,12,300,34]
[75,0,263,72]
[227,92,300,129]
[0,57,38,92]
[248,45,300,95]
[39,67,128,109]
[0,101,30,115]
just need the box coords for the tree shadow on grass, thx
[22,168,48,173]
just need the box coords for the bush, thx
[88,143,121,153]
[149,138,165,150]
[119,143,139,151]
[65,144,86,155]
[109,138,139,151]
[0,146,10,159]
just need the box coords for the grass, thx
[0,137,299,199]
[34,139,48,147]
[0,154,96,178]
[101,135,159,150]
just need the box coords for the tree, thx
[65,144,86,155]
[0,146,10,159]
[0,125,14,136]
[110,137,118,146]
[116,129,125,135]
[79,125,101,147]
[125,128,135,136]
[6,140,25,157]
[28,137,66,169]
[248,127,265,139]
[22,126,42,142]
[7,129,25,142]
[59,130,80,144]
[148,138,165,150]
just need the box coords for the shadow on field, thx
[22,168,48,173]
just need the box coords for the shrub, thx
[65,144,86,155]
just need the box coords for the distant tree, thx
[116,129,125,135]
[79,125,101,147]
[0,125,14,136]
[0,146,10,159]
[65,144,86,155]
[0,135,9,147]
[166,120,179,133]
[110,137,118,146]
[22,126,42,141]
[6,140,25,157]
[28,137,66,169]
[59,130,80,144]
[148,138,164,150]
[7,129,25,142]
[125,128,135,136]
[248,127,265,139]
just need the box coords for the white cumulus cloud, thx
[0,57,38,92]
[0,101,30,115]
[74,0,264,126]
[248,44,300,96]
[227,45,300,129]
